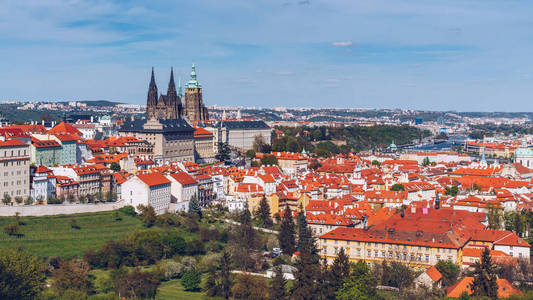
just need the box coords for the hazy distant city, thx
[2,1,533,300]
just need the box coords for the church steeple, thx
[186,63,201,89]
[168,67,177,95]
[146,67,159,119]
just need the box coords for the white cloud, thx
[332,41,353,47]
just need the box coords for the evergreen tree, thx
[296,209,315,255]
[279,206,296,256]
[326,247,350,298]
[204,268,219,297]
[270,265,288,300]
[336,261,382,300]
[219,251,233,299]
[291,208,320,299]
[472,247,498,299]
[188,194,202,218]
[256,197,273,228]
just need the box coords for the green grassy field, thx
[0,211,143,259]
[156,279,206,300]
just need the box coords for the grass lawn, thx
[0,210,143,259]
[156,279,206,300]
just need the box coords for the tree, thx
[336,261,382,300]
[471,247,498,299]
[290,209,320,299]
[256,197,273,228]
[216,142,231,162]
[109,162,121,172]
[231,204,258,269]
[325,248,350,298]
[487,204,503,230]
[270,265,287,300]
[111,268,160,299]
[390,183,405,191]
[188,194,202,218]
[137,205,157,227]
[0,249,45,300]
[218,251,233,299]
[422,157,430,166]
[371,160,381,166]
[181,269,201,291]
[14,196,23,205]
[2,193,11,205]
[67,193,75,203]
[445,185,459,196]
[435,260,460,287]
[261,154,278,166]
[52,259,93,294]
[246,149,257,159]
[4,222,21,236]
[279,206,296,256]
[232,273,268,300]
[380,261,414,291]
[253,135,270,153]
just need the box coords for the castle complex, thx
[146,64,209,121]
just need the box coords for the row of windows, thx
[3,180,28,186]
[331,240,453,253]
[2,149,28,157]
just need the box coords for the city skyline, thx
[1,0,533,111]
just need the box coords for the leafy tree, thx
[52,259,93,294]
[253,135,271,153]
[119,205,136,216]
[390,183,405,191]
[14,196,23,204]
[445,185,459,196]
[435,260,460,287]
[111,268,160,299]
[336,261,383,300]
[109,162,121,172]
[270,265,287,300]
[231,204,258,269]
[216,142,231,162]
[0,249,45,299]
[279,206,296,256]
[2,193,11,205]
[137,205,157,227]
[459,291,471,300]
[261,154,279,166]
[256,197,273,228]
[380,261,414,291]
[232,273,268,300]
[471,247,498,299]
[25,196,34,205]
[188,194,202,218]
[371,160,381,166]
[246,149,257,159]
[422,157,431,166]
[181,269,201,291]
[487,204,503,230]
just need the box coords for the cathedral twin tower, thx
[146,64,209,121]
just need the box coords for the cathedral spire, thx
[186,62,201,89]
[149,67,156,88]
[167,67,177,95]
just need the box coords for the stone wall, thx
[0,201,127,217]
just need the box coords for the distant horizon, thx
[2,0,533,111]
[4,98,533,114]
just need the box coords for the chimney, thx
[411,206,416,214]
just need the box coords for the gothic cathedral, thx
[146,64,209,121]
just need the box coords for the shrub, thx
[181,269,201,291]
[118,206,136,216]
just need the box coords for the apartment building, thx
[0,140,30,200]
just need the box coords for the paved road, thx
[220,218,279,234]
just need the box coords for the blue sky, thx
[1,0,533,111]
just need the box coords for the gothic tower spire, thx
[167,67,179,118]
[146,67,159,119]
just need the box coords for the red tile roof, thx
[446,277,521,298]
[137,172,171,187]
[425,266,442,282]
[0,139,27,147]
[170,171,198,185]
[48,121,82,136]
